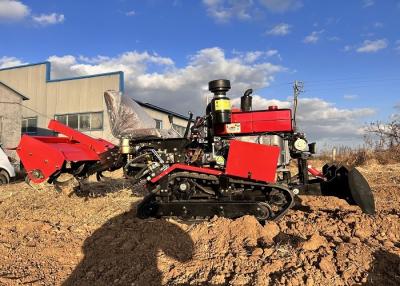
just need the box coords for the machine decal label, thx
[226,123,241,133]
[214,99,231,111]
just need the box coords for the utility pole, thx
[292,80,304,131]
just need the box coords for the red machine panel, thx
[215,109,293,135]
[17,135,68,183]
[17,120,116,183]
[225,140,280,183]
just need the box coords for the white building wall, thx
[46,75,120,139]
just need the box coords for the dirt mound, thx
[0,164,399,285]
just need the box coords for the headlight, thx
[294,138,308,151]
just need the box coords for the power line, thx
[271,77,400,89]
[305,79,400,88]
[304,76,400,85]
[304,83,400,93]
[0,101,53,120]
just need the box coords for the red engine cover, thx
[225,140,280,183]
[215,109,293,136]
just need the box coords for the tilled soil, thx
[0,164,399,286]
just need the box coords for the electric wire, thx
[0,101,54,120]
[271,76,400,90]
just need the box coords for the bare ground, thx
[0,164,399,286]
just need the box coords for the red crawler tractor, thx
[17,79,375,222]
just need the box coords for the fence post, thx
[332,147,337,161]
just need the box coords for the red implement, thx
[17,120,115,183]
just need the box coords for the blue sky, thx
[0,0,399,146]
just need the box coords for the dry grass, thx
[317,145,400,167]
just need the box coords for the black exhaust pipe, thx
[241,89,253,112]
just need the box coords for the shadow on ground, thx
[63,201,194,286]
[75,178,135,198]
[363,249,400,286]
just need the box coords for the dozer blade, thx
[320,164,375,214]
[347,168,375,214]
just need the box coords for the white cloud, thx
[303,30,324,44]
[0,1,65,26]
[233,49,281,63]
[0,56,27,68]
[242,51,264,63]
[202,0,253,22]
[356,39,388,53]
[47,48,285,118]
[48,52,175,80]
[125,10,136,16]
[259,0,303,12]
[295,98,375,145]
[0,0,30,22]
[363,0,374,7]
[266,23,291,36]
[203,0,302,22]
[373,22,383,28]
[343,94,358,100]
[32,13,65,26]
[265,49,279,57]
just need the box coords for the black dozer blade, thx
[320,164,375,214]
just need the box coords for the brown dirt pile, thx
[0,163,399,285]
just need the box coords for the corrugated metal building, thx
[0,62,189,151]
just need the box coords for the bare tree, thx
[365,119,400,149]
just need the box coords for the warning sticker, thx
[214,99,231,111]
[226,123,241,133]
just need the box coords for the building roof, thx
[0,81,29,100]
[134,100,190,120]
[0,61,125,92]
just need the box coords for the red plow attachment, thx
[17,120,121,184]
